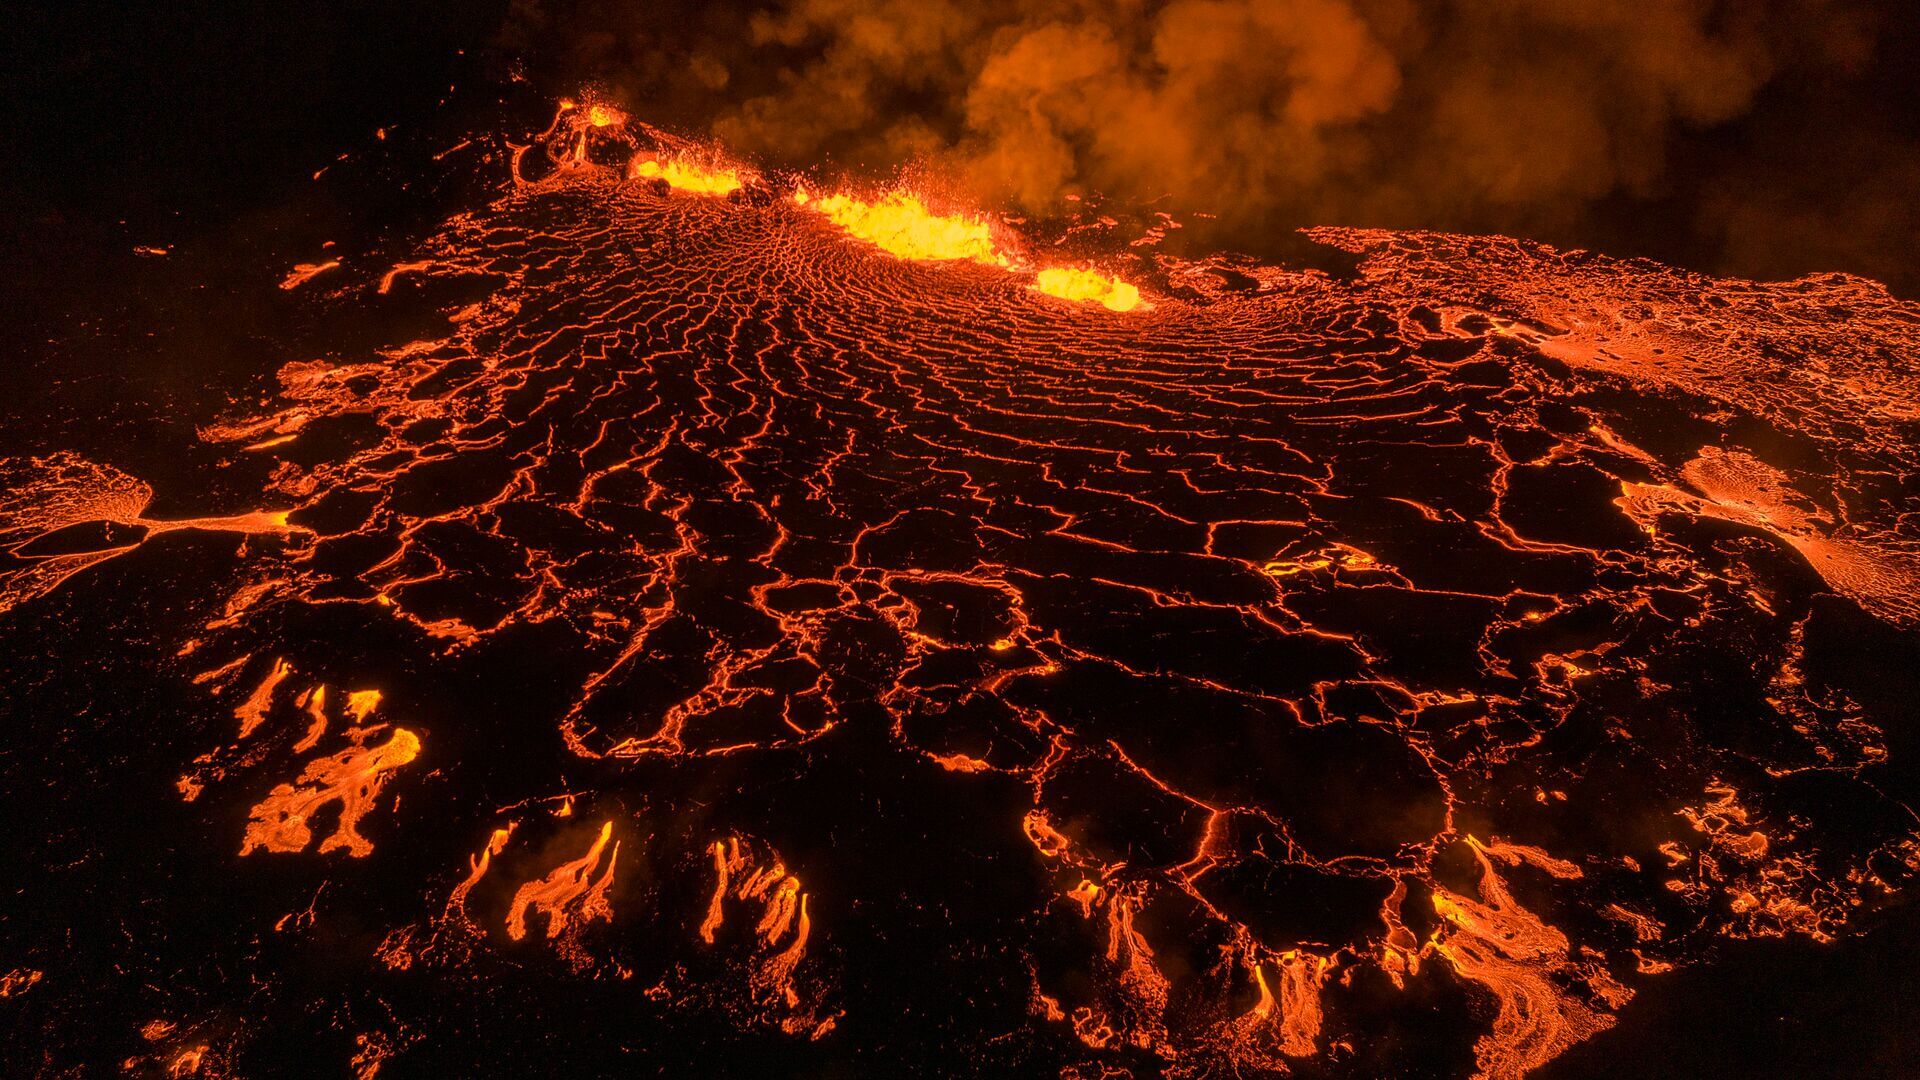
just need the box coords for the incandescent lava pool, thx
[4,101,1920,1079]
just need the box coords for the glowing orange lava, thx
[345,689,383,722]
[279,261,340,291]
[239,728,421,857]
[793,184,1150,311]
[1228,950,1332,1060]
[505,821,619,944]
[1617,446,1920,624]
[233,657,293,740]
[292,684,329,752]
[795,188,1012,268]
[1427,838,1615,1079]
[10,95,1918,1078]
[1031,266,1144,312]
[0,453,304,617]
[0,968,42,998]
[695,836,826,1033]
[631,154,743,196]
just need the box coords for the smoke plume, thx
[508,0,1906,279]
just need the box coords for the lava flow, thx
[794,187,1014,267]
[792,184,1143,308]
[630,153,744,196]
[3,99,1919,1078]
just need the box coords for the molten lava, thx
[793,186,1146,312]
[1031,266,1143,312]
[630,154,743,196]
[4,96,1919,1078]
[239,727,421,857]
[795,188,1013,268]
[504,821,620,944]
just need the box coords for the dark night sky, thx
[3,1,1918,296]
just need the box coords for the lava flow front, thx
[2,99,1919,1078]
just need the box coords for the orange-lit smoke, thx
[510,0,1884,270]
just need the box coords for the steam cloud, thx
[511,0,1901,276]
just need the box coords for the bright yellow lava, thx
[632,156,743,196]
[791,182,1150,311]
[795,188,1012,268]
[1032,266,1143,313]
[633,155,744,195]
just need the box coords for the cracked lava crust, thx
[3,102,1920,1078]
